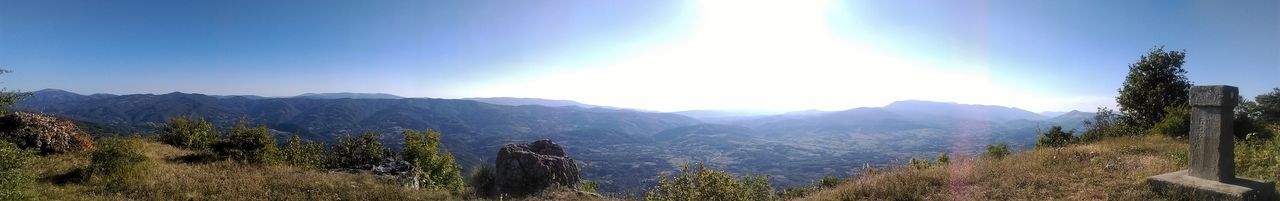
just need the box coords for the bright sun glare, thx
[472,0,1090,112]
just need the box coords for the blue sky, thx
[1,0,1277,112]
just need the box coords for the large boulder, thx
[0,112,94,154]
[495,139,580,197]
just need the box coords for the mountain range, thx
[14,89,1094,193]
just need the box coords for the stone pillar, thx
[1148,85,1274,201]
[1188,85,1238,182]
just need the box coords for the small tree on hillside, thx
[216,120,278,164]
[1036,125,1075,148]
[1116,46,1192,131]
[401,129,465,194]
[645,163,773,201]
[278,133,326,169]
[329,131,386,169]
[158,116,220,151]
[0,69,31,115]
[1249,88,1280,124]
[1079,107,1121,142]
[983,143,1010,159]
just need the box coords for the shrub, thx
[0,140,35,200]
[779,175,841,199]
[215,121,278,164]
[645,163,773,201]
[468,164,497,198]
[1149,105,1190,138]
[84,138,150,191]
[1080,107,1125,142]
[983,143,1010,160]
[329,131,387,169]
[581,180,600,193]
[1236,130,1280,182]
[0,112,95,154]
[1036,125,1075,148]
[278,133,327,169]
[401,129,465,194]
[908,157,931,170]
[158,116,219,151]
[935,152,950,166]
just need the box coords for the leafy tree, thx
[1149,105,1190,138]
[214,121,278,164]
[1079,107,1122,142]
[0,140,35,200]
[0,69,31,115]
[983,143,1010,160]
[1036,125,1076,148]
[277,133,326,169]
[1246,88,1280,124]
[1116,46,1191,131]
[329,131,387,169]
[158,116,219,151]
[646,163,772,201]
[401,129,465,194]
[935,152,950,166]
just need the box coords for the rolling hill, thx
[14,89,1096,194]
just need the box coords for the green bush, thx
[983,143,1010,160]
[215,121,278,164]
[277,133,327,169]
[1236,127,1280,182]
[1079,107,1127,142]
[581,180,600,193]
[935,152,949,166]
[328,131,387,169]
[468,164,497,198]
[0,140,35,200]
[158,116,219,151]
[1116,46,1191,130]
[401,129,465,194]
[84,138,150,191]
[1036,125,1076,148]
[1149,105,1190,138]
[645,163,772,201]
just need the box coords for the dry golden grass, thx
[794,135,1189,201]
[31,139,452,201]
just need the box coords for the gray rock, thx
[495,139,581,197]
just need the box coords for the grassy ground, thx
[793,135,1193,200]
[30,139,453,201]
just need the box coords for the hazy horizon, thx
[4,0,1279,113]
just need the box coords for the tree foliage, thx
[983,143,1010,160]
[0,69,31,115]
[329,131,386,169]
[277,133,326,169]
[401,129,465,194]
[1079,107,1124,142]
[1116,46,1191,131]
[1036,125,1075,148]
[645,163,772,201]
[1149,105,1190,138]
[215,121,278,164]
[158,116,219,151]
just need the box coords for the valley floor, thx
[793,136,1195,200]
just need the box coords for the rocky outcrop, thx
[338,158,421,189]
[0,112,94,154]
[495,139,581,197]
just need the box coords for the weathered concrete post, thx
[1148,85,1275,200]
[1188,85,1237,181]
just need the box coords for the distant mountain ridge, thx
[294,92,404,99]
[14,89,1100,193]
